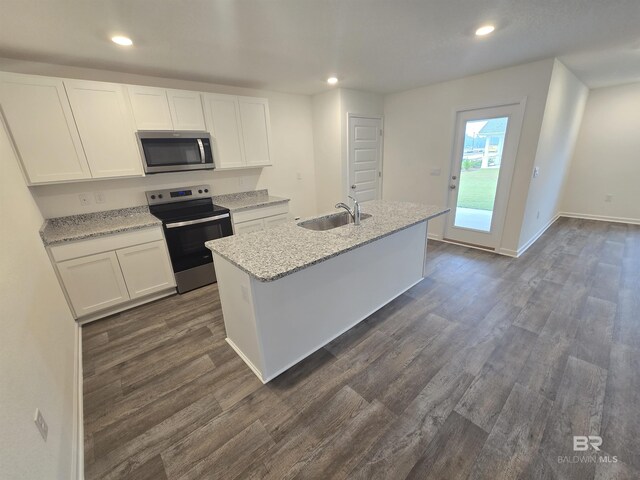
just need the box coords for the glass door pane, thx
[453,116,508,232]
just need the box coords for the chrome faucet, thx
[335,195,361,225]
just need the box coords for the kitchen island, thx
[205,200,449,382]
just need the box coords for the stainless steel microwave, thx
[136,131,215,174]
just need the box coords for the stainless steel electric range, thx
[147,185,233,293]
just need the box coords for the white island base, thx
[213,221,429,383]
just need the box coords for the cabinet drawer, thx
[50,226,163,262]
[233,218,265,235]
[231,203,289,224]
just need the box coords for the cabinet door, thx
[167,89,206,131]
[116,240,176,299]
[238,96,272,167]
[57,251,129,317]
[264,213,289,229]
[127,85,173,130]
[64,79,143,178]
[234,218,265,235]
[202,93,245,169]
[0,73,91,183]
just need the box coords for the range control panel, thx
[145,185,212,205]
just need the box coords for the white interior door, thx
[348,115,383,202]
[444,102,524,249]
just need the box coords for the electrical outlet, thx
[34,408,48,441]
[605,194,613,203]
[78,193,92,206]
[94,191,106,204]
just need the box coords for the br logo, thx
[573,436,602,451]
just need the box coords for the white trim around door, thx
[444,100,526,250]
[347,114,383,202]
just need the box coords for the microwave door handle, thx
[197,139,206,164]
[165,213,230,229]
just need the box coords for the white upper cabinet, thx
[167,89,206,131]
[127,85,173,130]
[238,96,272,167]
[203,93,272,169]
[64,79,143,178]
[127,86,206,131]
[203,93,245,169]
[0,72,91,184]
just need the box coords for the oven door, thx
[137,131,214,174]
[163,213,232,273]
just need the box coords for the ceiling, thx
[0,0,639,95]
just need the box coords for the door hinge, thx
[378,171,382,177]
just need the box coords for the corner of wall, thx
[514,57,588,252]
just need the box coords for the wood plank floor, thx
[82,217,640,480]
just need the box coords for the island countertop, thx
[205,200,449,282]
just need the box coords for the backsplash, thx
[31,169,261,218]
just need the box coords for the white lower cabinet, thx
[234,218,265,235]
[116,240,175,299]
[51,228,176,321]
[232,204,290,235]
[57,251,130,317]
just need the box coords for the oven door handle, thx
[197,139,206,164]
[165,213,230,229]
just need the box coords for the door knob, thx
[351,184,357,190]
[449,184,456,189]
[452,175,457,180]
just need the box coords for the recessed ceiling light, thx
[111,35,133,46]
[475,25,495,36]
[327,77,338,85]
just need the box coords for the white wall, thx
[312,88,384,213]
[562,81,640,223]
[0,58,318,219]
[382,59,555,253]
[312,89,342,213]
[0,122,78,479]
[518,60,589,249]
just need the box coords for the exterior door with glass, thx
[444,102,524,249]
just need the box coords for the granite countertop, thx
[206,200,449,282]
[212,189,290,212]
[40,206,162,246]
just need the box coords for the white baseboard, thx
[515,213,561,257]
[72,323,84,480]
[427,232,443,241]
[559,211,640,226]
[497,247,518,258]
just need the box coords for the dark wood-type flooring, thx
[83,217,640,479]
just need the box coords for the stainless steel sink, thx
[298,212,371,231]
